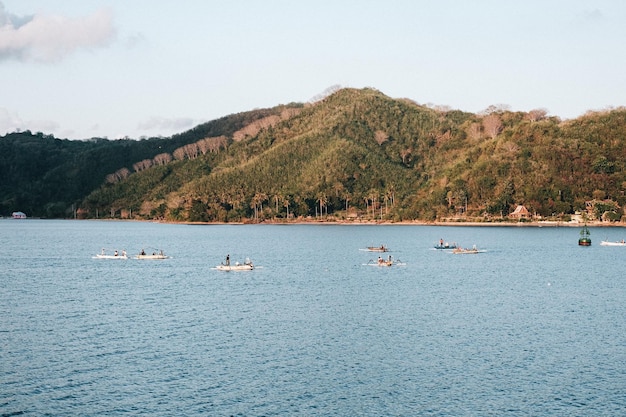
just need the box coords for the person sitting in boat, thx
[114,250,118,256]
[388,255,393,263]
[141,249,146,255]
[439,238,444,246]
[122,250,127,257]
[378,256,384,265]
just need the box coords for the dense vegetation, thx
[2,88,626,222]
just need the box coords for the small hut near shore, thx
[509,205,530,220]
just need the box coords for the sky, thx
[1,0,625,140]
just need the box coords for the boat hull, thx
[93,254,128,259]
[135,254,170,259]
[365,246,389,252]
[366,261,404,267]
[600,241,624,246]
[434,245,457,250]
[216,264,254,271]
[452,248,483,254]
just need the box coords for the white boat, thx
[135,249,170,259]
[215,261,254,271]
[600,240,626,246]
[434,240,457,250]
[365,256,405,267]
[93,249,128,259]
[452,246,484,254]
[360,245,389,252]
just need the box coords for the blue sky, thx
[1,0,625,139]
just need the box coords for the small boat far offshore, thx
[93,249,128,259]
[215,256,255,271]
[600,240,626,246]
[434,240,457,250]
[452,245,484,254]
[362,245,389,252]
[135,249,170,259]
[215,262,254,271]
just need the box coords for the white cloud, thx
[0,2,116,63]
[123,32,146,49]
[0,107,59,135]
[0,107,21,133]
[137,116,197,133]
[582,8,603,21]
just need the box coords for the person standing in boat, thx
[225,254,230,266]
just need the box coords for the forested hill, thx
[0,104,301,218]
[2,88,626,222]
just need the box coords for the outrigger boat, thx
[216,261,254,271]
[600,240,626,246]
[365,255,405,267]
[434,239,457,250]
[215,256,255,271]
[362,245,389,252]
[135,249,170,259]
[93,249,128,259]
[452,246,483,254]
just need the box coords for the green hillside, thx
[0,105,300,218]
[3,87,626,222]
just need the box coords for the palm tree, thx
[343,192,351,211]
[317,194,327,218]
[274,193,283,216]
[368,189,378,219]
[251,192,268,221]
[283,196,290,218]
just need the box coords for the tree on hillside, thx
[153,153,172,165]
[483,114,503,139]
[374,130,389,145]
[466,122,482,141]
[173,147,186,161]
[400,147,412,164]
[133,159,153,172]
[106,167,131,184]
[528,108,548,122]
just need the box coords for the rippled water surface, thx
[2,220,626,416]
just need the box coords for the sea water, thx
[1,220,625,416]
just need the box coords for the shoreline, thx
[7,217,623,227]
[178,219,623,227]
